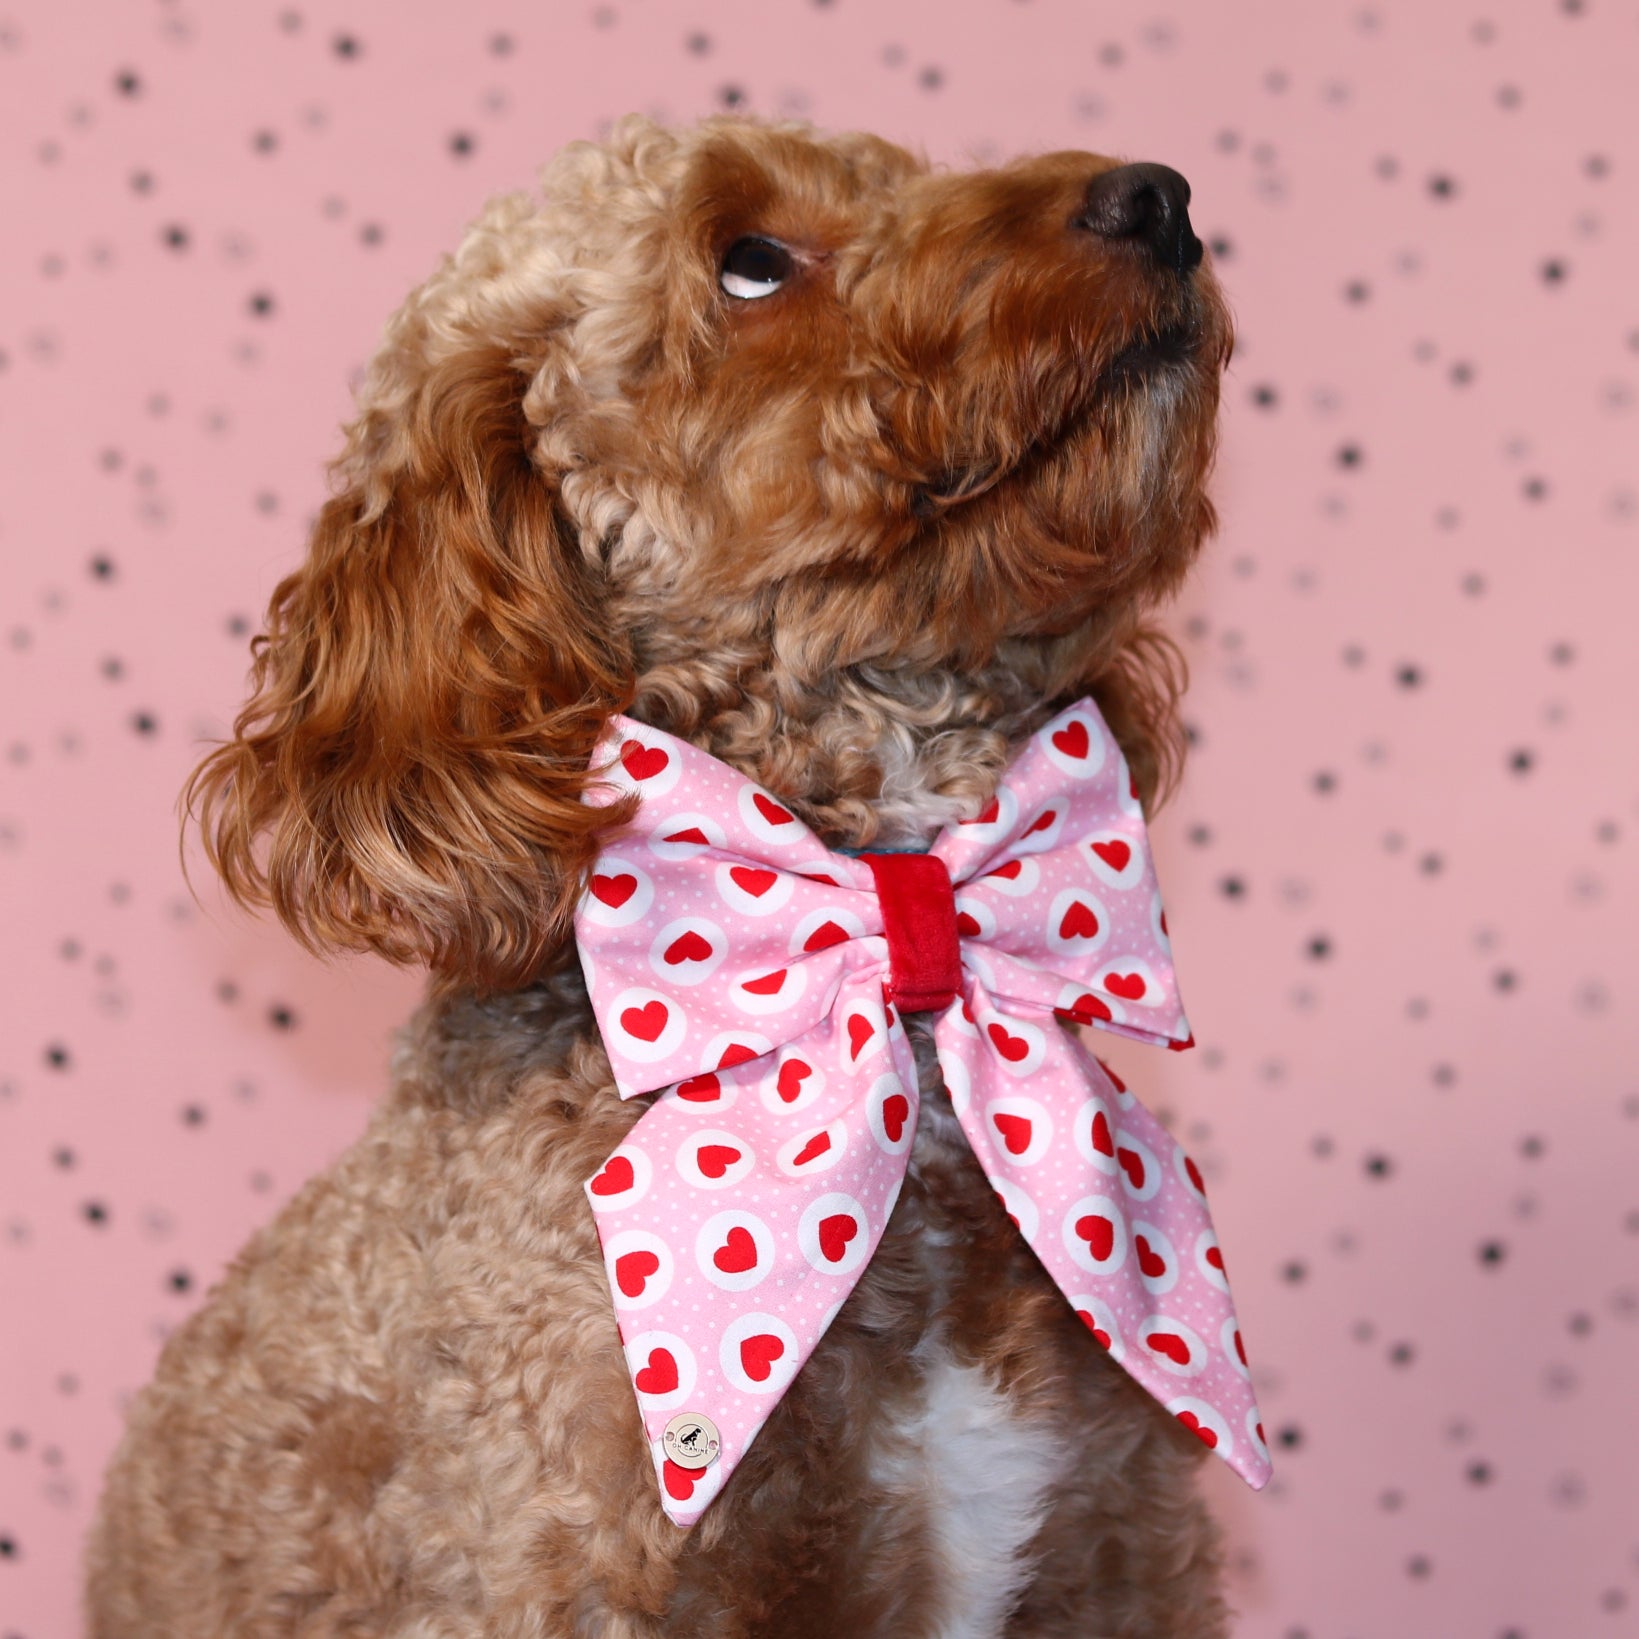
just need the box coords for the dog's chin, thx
[1098,321,1201,389]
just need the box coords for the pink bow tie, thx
[576,700,1271,1526]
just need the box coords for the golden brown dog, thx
[87,115,1236,1637]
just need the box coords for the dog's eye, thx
[720,237,793,300]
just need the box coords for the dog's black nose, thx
[1075,164,1203,277]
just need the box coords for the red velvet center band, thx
[860,852,963,1014]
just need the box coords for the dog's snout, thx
[1075,163,1203,277]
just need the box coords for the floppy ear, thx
[1087,623,1191,813]
[186,195,634,991]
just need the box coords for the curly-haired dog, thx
[88,116,1241,1637]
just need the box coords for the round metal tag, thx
[662,1411,721,1471]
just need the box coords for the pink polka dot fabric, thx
[576,699,1272,1525]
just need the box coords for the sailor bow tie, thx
[575,699,1271,1526]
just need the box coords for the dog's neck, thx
[625,657,1062,855]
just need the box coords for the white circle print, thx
[719,1311,801,1395]
[674,1129,756,1191]
[583,856,655,928]
[737,784,807,847]
[983,1095,1054,1167]
[603,1228,674,1312]
[648,917,729,987]
[611,732,682,797]
[715,860,797,918]
[1131,1220,1179,1296]
[1039,710,1108,780]
[866,1072,915,1155]
[1070,1295,1126,1363]
[1071,1095,1120,1175]
[776,1118,850,1179]
[607,988,688,1063]
[758,1049,827,1114]
[1063,1195,1128,1275]
[797,1192,871,1276]
[586,1144,653,1212]
[731,960,809,1016]
[1167,1396,1233,1458]
[695,1210,776,1294]
[1137,1315,1208,1378]
[646,812,726,861]
[1112,1131,1162,1202]
[624,1330,697,1412]
[1046,888,1111,960]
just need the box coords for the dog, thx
[87,115,1241,1637]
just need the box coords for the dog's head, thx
[189,116,1232,989]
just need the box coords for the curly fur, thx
[90,116,1236,1636]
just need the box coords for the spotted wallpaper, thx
[2,2,1636,1635]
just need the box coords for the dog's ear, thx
[1088,624,1190,814]
[186,194,634,990]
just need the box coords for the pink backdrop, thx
[3,2,1637,1635]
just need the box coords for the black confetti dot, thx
[268,1004,297,1031]
[247,291,275,318]
[1276,1425,1304,1450]
[89,554,116,580]
[161,224,189,252]
[1344,280,1370,303]
[1479,1240,1508,1266]
[448,131,475,158]
[113,69,141,97]
[1540,259,1567,284]
[1508,749,1534,774]
[1250,383,1279,409]
[1207,235,1233,260]
[1493,968,1519,992]
[129,711,158,736]
[489,32,513,54]
[1522,476,1549,501]
[1466,1459,1494,1484]
[718,85,746,109]
[81,1201,108,1226]
[1305,935,1332,960]
[1336,443,1363,468]
[43,1044,70,1070]
[1219,876,1246,898]
[1519,1134,1546,1158]
[1407,1555,1432,1578]
[332,33,361,58]
[1388,1340,1416,1365]
[1365,1152,1393,1179]
[1396,663,1423,688]
[1281,1260,1307,1283]
[918,66,945,91]
[1311,771,1336,794]
[167,1268,193,1293]
[685,32,711,54]
[1428,173,1458,199]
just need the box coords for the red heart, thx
[1025,808,1058,836]
[1074,1214,1115,1261]
[753,794,793,826]
[741,969,787,996]
[1077,1310,1113,1350]
[1091,839,1131,872]
[677,1073,721,1102]
[1052,720,1089,758]
[713,1227,758,1274]
[1146,1332,1191,1366]
[1136,1235,1167,1278]
[1055,993,1112,1025]
[1117,1147,1146,1190]
[1177,1411,1218,1449]
[847,1015,874,1060]
[1059,901,1101,940]
[775,1059,812,1102]
[615,1250,659,1298]
[963,797,999,826]
[635,1347,678,1394]
[882,1092,909,1143]
[664,826,710,846]
[1100,1061,1127,1094]
[620,742,668,781]
[984,859,1023,881]
[718,1042,758,1068]
[1205,1245,1225,1272]
[1233,1329,1247,1366]
[1106,971,1147,1001]
[697,1144,741,1179]
[730,866,777,898]
[803,920,849,952]
[662,1458,697,1500]
[621,1000,668,1042]
[1184,1156,1206,1195]
[1090,1109,1115,1157]
[956,911,981,938]
[664,931,712,965]
[591,873,637,908]
[800,871,838,886]
[818,1213,859,1263]
[590,1156,634,1196]
[986,1022,1030,1063]
[740,1333,785,1382]
[993,1113,1032,1156]
[791,1131,832,1168]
